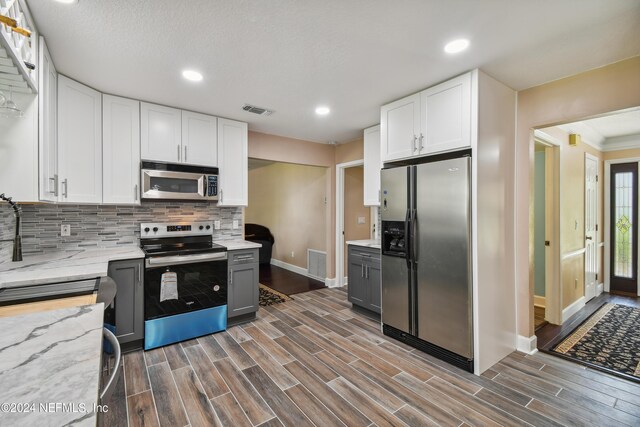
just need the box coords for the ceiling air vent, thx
[242,104,273,116]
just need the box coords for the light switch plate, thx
[214,220,221,230]
[232,220,239,229]
[61,224,70,237]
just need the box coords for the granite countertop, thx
[346,239,381,249]
[0,304,104,427]
[0,247,145,289]
[215,239,262,250]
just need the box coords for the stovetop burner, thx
[140,222,226,257]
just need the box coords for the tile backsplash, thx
[0,202,243,261]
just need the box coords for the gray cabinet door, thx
[107,259,144,343]
[229,262,259,317]
[347,251,366,305]
[367,260,381,314]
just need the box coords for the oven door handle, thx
[146,252,227,268]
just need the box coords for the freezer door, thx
[381,253,411,333]
[415,157,472,358]
[381,166,409,221]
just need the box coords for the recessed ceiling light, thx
[315,106,330,116]
[55,0,78,4]
[182,70,203,82]
[444,39,470,54]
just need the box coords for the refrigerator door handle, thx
[404,209,411,268]
[411,209,418,262]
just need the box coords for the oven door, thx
[141,169,207,200]
[144,252,227,320]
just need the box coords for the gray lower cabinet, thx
[228,249,259,319]
[347,245,381,314]
[107,258,144,344]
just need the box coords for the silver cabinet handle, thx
[229,270,232,285]
[366,265,369,279]
[419,133,424,152]
[378,189,381,203]
[412,135,418,152]
[177,144,181,162]
[62,178,68,198]
[134,184,138,201]
[138,265,142,284]
[184,146,187,162]
[361,263,364,278]
[220,189,223,203]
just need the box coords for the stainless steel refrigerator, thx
[380,154,473,372]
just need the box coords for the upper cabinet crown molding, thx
[57,75,102,203]
[217,118,248,207]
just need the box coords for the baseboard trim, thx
[270,259,312,278]
[517,335,538,354]
[562,296,586,323]
[325,277,337,287]
[534,295,546,308]
[597,283,604,296]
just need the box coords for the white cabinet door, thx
[140,102,181,163]
[103,95,140,204]
[217,118,248,207]
[364,125,381,206]
[38,37,58,202]
[380,93,420,162]
[57,75,102,204]
[420,72,471,154]
[182,111,217,167]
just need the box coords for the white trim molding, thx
[562,296,586,323]
[517,335,538,354]
[561,247,586,260]
[597,283,604,296]
[601,133,640,152]
[533,295,546,308]
[270,259,311,279]
[325,277,337,288]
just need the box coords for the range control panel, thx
[140,222,213,238]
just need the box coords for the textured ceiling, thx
[27,0,640,143]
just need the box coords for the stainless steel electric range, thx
[140,222,227,350]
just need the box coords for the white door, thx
[363,124,381,206]
[217,118,248,207]
[380,93,420,161]
[141,102,182,163]
[420,72,471,155]
[103,95,140,204]
[57,75,102,204]
[38,37,58,201]
[182,111,217,167]
[585,154,598,301]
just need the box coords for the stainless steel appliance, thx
[140,222,227,350]
[381,152,473,372]
[141,161,219,201]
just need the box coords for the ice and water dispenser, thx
[381,221,406,257]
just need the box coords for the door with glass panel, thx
[610,163,638,295]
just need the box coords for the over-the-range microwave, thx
[141,161,218,201]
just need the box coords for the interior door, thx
[610,162,638,295]
[584,155,598,301]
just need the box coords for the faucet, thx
[0,193,23,262]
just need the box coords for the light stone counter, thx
[346,239,381,249]
[215,239,262,251]
[0,247,145,289]
[0,304,104,427]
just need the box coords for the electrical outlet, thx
[61,224,71,237]
[214,220,221,230]
[291,251,295,258]
[232,220,239,229]
[357,216,366,224]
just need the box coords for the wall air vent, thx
[242,104,274,116]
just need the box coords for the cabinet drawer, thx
[229,249,259,265]
[348,246,381,262]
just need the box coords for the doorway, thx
[584,154,598,301]
[609,162,638,295]
[533,142,548,330]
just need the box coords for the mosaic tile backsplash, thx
[0,202,243,262]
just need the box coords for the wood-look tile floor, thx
[104,287,640,426]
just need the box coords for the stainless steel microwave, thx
[141,161,218,201]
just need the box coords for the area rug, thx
[551,303,640,380]
[259,284,293,307]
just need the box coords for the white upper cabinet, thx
[57,75,102,204]
[141,102,182,163]
[364,125,381,206]
[420,72,471,154]
[182,111,218,167]
[380,93,421,162]
[38,37,58,202]
[217,118,248,207]
[103,95,141,204]
[380,71,473,162]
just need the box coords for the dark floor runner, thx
[258,284,293,307]
[551,303,640,382]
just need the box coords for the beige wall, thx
[539,126,605,309]
[246,162,327,270]
[604,148,640,161]
[336,138,364,164]
[516,56,640,337]
[343,166,370,273]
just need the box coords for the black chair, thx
[245,223,275,265]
